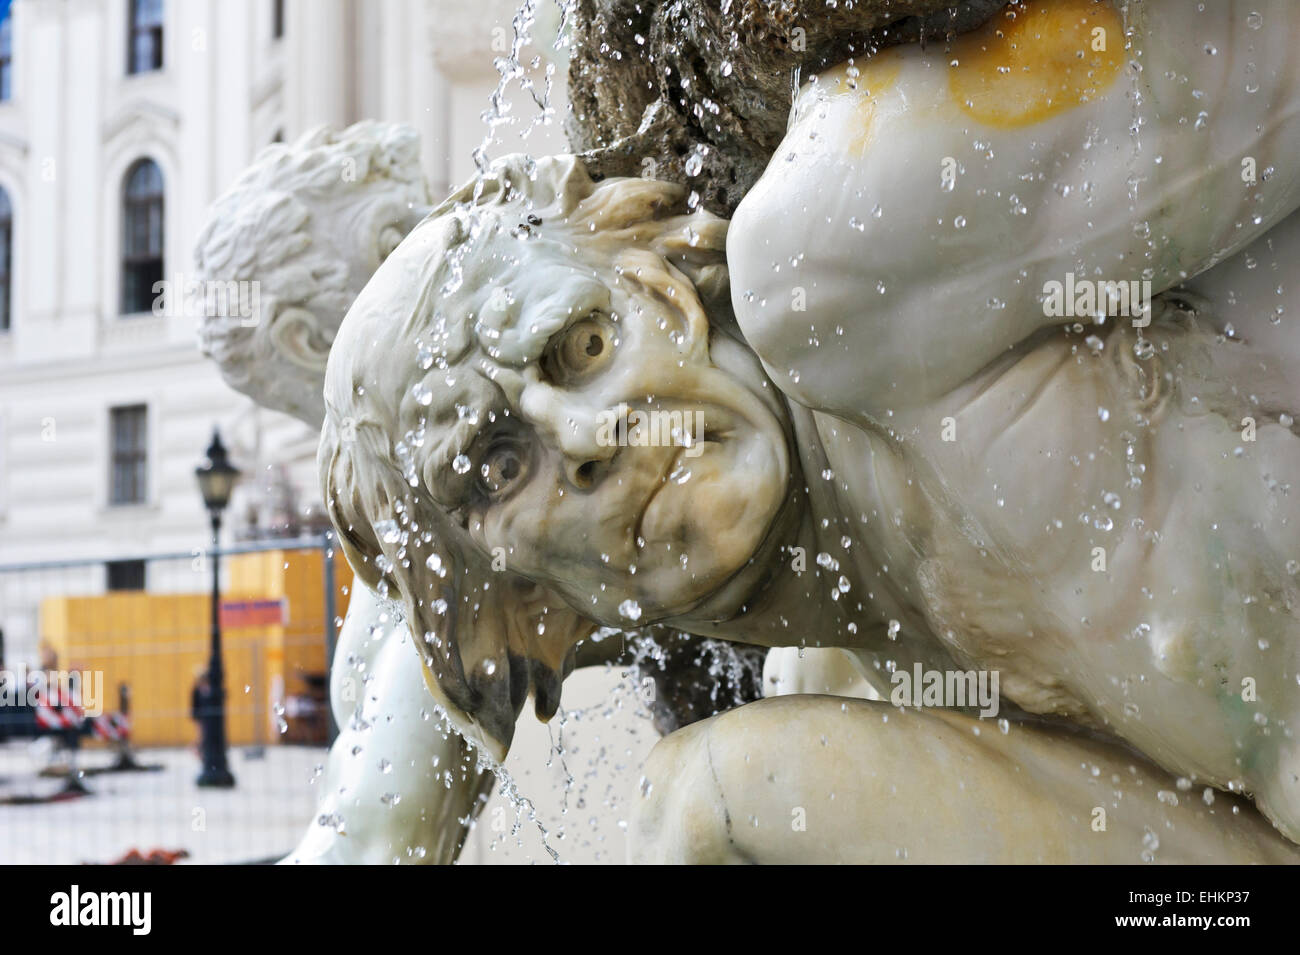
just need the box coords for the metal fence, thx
[0,535,342,864]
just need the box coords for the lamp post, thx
[194,428,239,788]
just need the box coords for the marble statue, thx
[319,0,1300,861]
[194,120,752,863]
[195,122,492,864]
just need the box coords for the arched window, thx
[121,159,163,316]
[0,10,14,102]
[0,187,10,333]
[128,0,164,75]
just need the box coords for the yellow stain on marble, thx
[816,49,903,156]
[949,0,1123,128]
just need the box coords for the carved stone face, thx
[320,156,794,756]
[452,246,792,625]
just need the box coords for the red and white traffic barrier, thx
[91,713,131,742]
[33,684,84,732]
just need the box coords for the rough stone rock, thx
[568,0,1007,215]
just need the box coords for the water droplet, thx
[684,146,705,177]
[1141,828,1160,861]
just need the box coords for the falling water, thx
[1120,0,1155,365]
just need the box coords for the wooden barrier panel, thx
[40,549,351,748]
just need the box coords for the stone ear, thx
[269,306,333,372]
[651,212,728,261]
[615,247,713,350]
[649,214,732,318]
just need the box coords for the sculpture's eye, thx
[543,315,613,383]
[378,225,405,261]
[479,440,528,499]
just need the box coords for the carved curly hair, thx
[194,121,429,425]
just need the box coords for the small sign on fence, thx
[218,598,288,629]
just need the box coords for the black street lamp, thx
[194,427,239,788]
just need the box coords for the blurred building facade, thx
[0,0,568,660]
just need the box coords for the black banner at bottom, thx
[1,862,1291,942]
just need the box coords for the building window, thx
[121,158,163,315]
[106,559,146,591]
[0,10,13,102]
[272,0,285,40]
[109,405,148,506]
[0,187,10,333]
[127,0,163,75]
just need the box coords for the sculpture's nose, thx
[565,457,602,490]
[518,382,618,490]
[559,414,621,490]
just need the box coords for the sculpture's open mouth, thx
[635,447,687,547]
[633,408,730,549]
[607,376,792,625]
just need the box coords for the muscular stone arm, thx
[283,585,492,865]
[728,0,1300,421]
